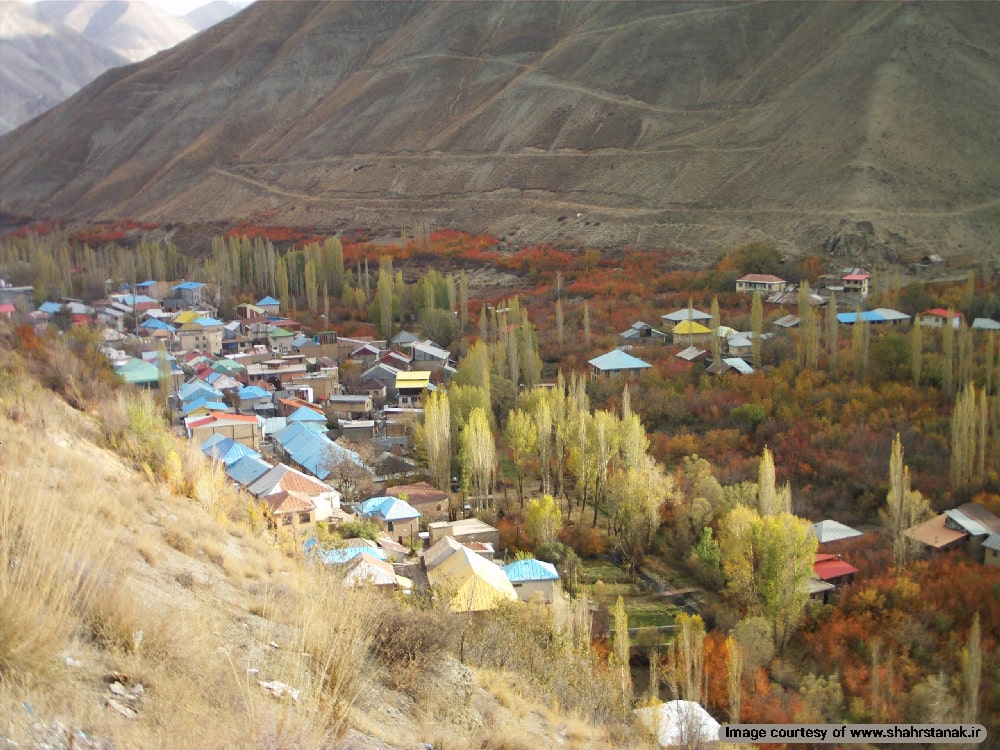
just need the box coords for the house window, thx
[282,515,293,525]
[387,521,394,533]
[299,512,311,524]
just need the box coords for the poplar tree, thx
[612,596,632,714]
[951,384,979,495]
[711,296,722,367]
[826,290,838,374]
[962,612,982,724]
[943,311,956,398]
[726,636,744,724]
[504,408,537,507]
[883,433,931,570]
[583,302,591,348]
[751,292,763,368]
[911,320,923,386]
[461,407,496,511]
[422,390,452,498]
[555,298,564,349]
[458,270,469,328]
[376,256,394,340]
[534,396,553,495]
[666,613,706,704]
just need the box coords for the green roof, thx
[117,357,160,385]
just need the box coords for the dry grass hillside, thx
[0,329,651,750]
[1,1,998,264]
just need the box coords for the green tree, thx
[461,407,496,511]
[505,408,537,507]
[525,494,562,547]
[750,292,763,368]
[421,390,452,500]
[826,290,839,375]
[911,320,923,386]
[719,506,817,651]
[882,433,932,570]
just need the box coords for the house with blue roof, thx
[288,405,327,424]
[226,454,273,487]
[272,421,369,481]
[504,558,561,602]
[355,496,421,542]
[305,540,388,566]
[257,296,280,315]
[179,380,223,404]
[202,436,260,466]
[39,301,63,315]
[182,397,230,418]
[172,281,206,306]
[587,349,652,379]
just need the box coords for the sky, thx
[26,0,256,19]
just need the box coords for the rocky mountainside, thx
[0,2,128,133]
[2,1,998,265]
[34,0,198,62]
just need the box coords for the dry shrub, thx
[279,570,384,741]
[163,525,197,556]
[463,600,624,729]
[0,472,111,683]
[369,598,459,691]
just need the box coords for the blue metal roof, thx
[141,319,175,332]
[39,301,62,314]
[504,558,559,582]
[193,317,224,327]
[179,380,222,401]
[238,385,271,400]
[983,533,1000,551]
[203,437,259,466]
[172,281,205,290]
[307,543,388,565]
[356,496,420,522]
[257,296,280,306]
[289,406,327,423]
[587,350,652,372]
[135,280,157,288]
[226,455,272,486]
[182,397,228,415]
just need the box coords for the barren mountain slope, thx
[1,1,998,264]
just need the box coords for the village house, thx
[261,490,316,529]
[186,413,262,450]
[736,274,785,295]
[256,296,281,316]
[671,320,714,348]
[410,340,451,371]
[917,308,962,329]
[248,463,342,523]
[172,281,206,307]
[427,546,517,612]
[587,350,652,379]
[386,481,451,521]
[428,517,500,548]
[395,370,431,407]
[354,495,421,544]
[660,308,712,333]
[325,394,374,421]
[504,558,561,603]
[620,321,669,343]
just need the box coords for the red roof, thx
[922,308,962,319]
[843,274,870,281]
[188,414,259,428]
[813,557,859,581]
[0,303,15,314]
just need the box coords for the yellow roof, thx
[395,371,431,387]
[174,310,200,324]
[673,320,713,335]
[428,547,517,612]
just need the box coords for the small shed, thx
[504,558,561,603]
